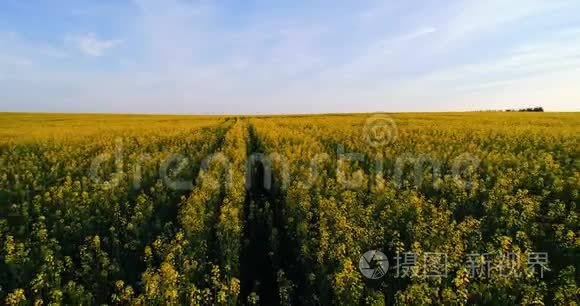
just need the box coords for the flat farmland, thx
[1,112,578,305]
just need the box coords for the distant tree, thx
[503,106,544,112]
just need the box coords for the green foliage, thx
[0,112,578,305]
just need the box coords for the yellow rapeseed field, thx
[1,112,579,305]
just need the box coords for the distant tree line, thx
[476,106,544,112]
[505,106,544,112]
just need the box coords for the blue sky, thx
[0,0,579,114]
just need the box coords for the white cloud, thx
[0,54,32,66]
[68,33,123,57]
[307,26,437,84]
[2,0,579,113]
[416,31,580,86]
[401,27,437,40]
[433,0,575,50]
[0,30,20,42]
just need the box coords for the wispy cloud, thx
[68,33,123,57]
[375,26,437,49]
[417,29,580,86]
[401,27,437,40]
[1,0,579,113]
[432,0,575,50]
[0,53,32,66]
[0,30,19,42]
